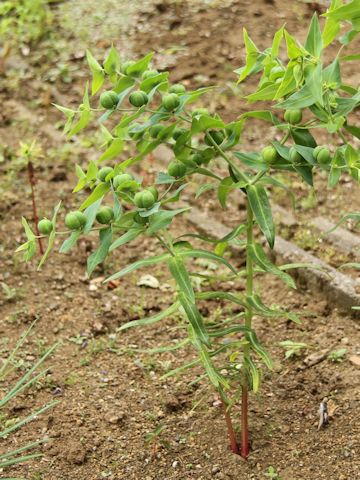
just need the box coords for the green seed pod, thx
[162,93,181,111]
[149,124,165,138]
[169,83,186,95]
[313,146,325,159]
[204,130,225,146]
[190,153,205,166]
[317,148,331,165]
[121,60,135,75]
[191,108,209,117]
[202,147,215,162]
[172,127,187,141]
[113,173,133,189]
[129,91,149,108]
[96,206,114,224]
[284,109,303,125]
[261,145,278,164]
[38,218,53,235]
[145,186,159,202]
[289,147,302,163]
[134,212,148,225]
[98,166,113,182]
[100,91,119,110]
[168,160,187,178]
[65,211,87,230]
[134,190,156,209]
[141,69,159,80]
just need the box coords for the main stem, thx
[27,161,43,255]
[241,200,254,458]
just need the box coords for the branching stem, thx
[241,200,254,458]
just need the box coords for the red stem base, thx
[241,385,249,458]
[223,404,239,455]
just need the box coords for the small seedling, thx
[279,340,308,359]
[327,348,347,362]
[265,466,282,479]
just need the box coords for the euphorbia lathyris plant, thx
[17,2,360,459]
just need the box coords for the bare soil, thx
[0,1,360,479]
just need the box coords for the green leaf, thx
[248,243,296,289]
[168,256,195,302]
[239,110,281,125]
[324,0,360,22]
[79,183,110,211]
[16,218,36,261]
[179,249,237,275]
[98,137,124,163]
[218,177,248,208]
[105,254,170,282]
[86,50,105,95]
[109,226,144,252]
[246,83,279,102]
[305,13,323,57]
[290,128,317,148]
[271,25,285,57]
[103,45,120,83]
[195,183,215,199]
[191,115,224,134]
[59,230,81,254]
[322,0,342,47]
[284,30,308,59]
[37,202,61,270]
[126,52,154,76]
[247,294,300,323]
[87,227,112,276]
[247,184,275,248]
[236,28,260,82]
[344,123,360,140]
[245,356,261,393]
[118,302,180,331]
[246,331,273,369]
[276,85,316,110]
[305,62,323,106]
[323,57,341,87]
[147,208,190,234]
[140,72,169,93]
[178,292,211,347]
[196,291,246,308]
[84,198,103,233]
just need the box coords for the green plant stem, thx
[27,161,43,255]
[339,130,349,145]
[241,199,254,459]
[206,135,250,184]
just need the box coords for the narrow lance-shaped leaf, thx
[179,293,211,347]
[87,227,112,276]
[105,254,171,283]
[247,184,275,248]
[168,256,195,302]
[248,242,296,289]
[118,301,180,331]
[179,249,238,275]
[109,226,144,252]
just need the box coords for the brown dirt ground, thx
[1,1,360,479]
